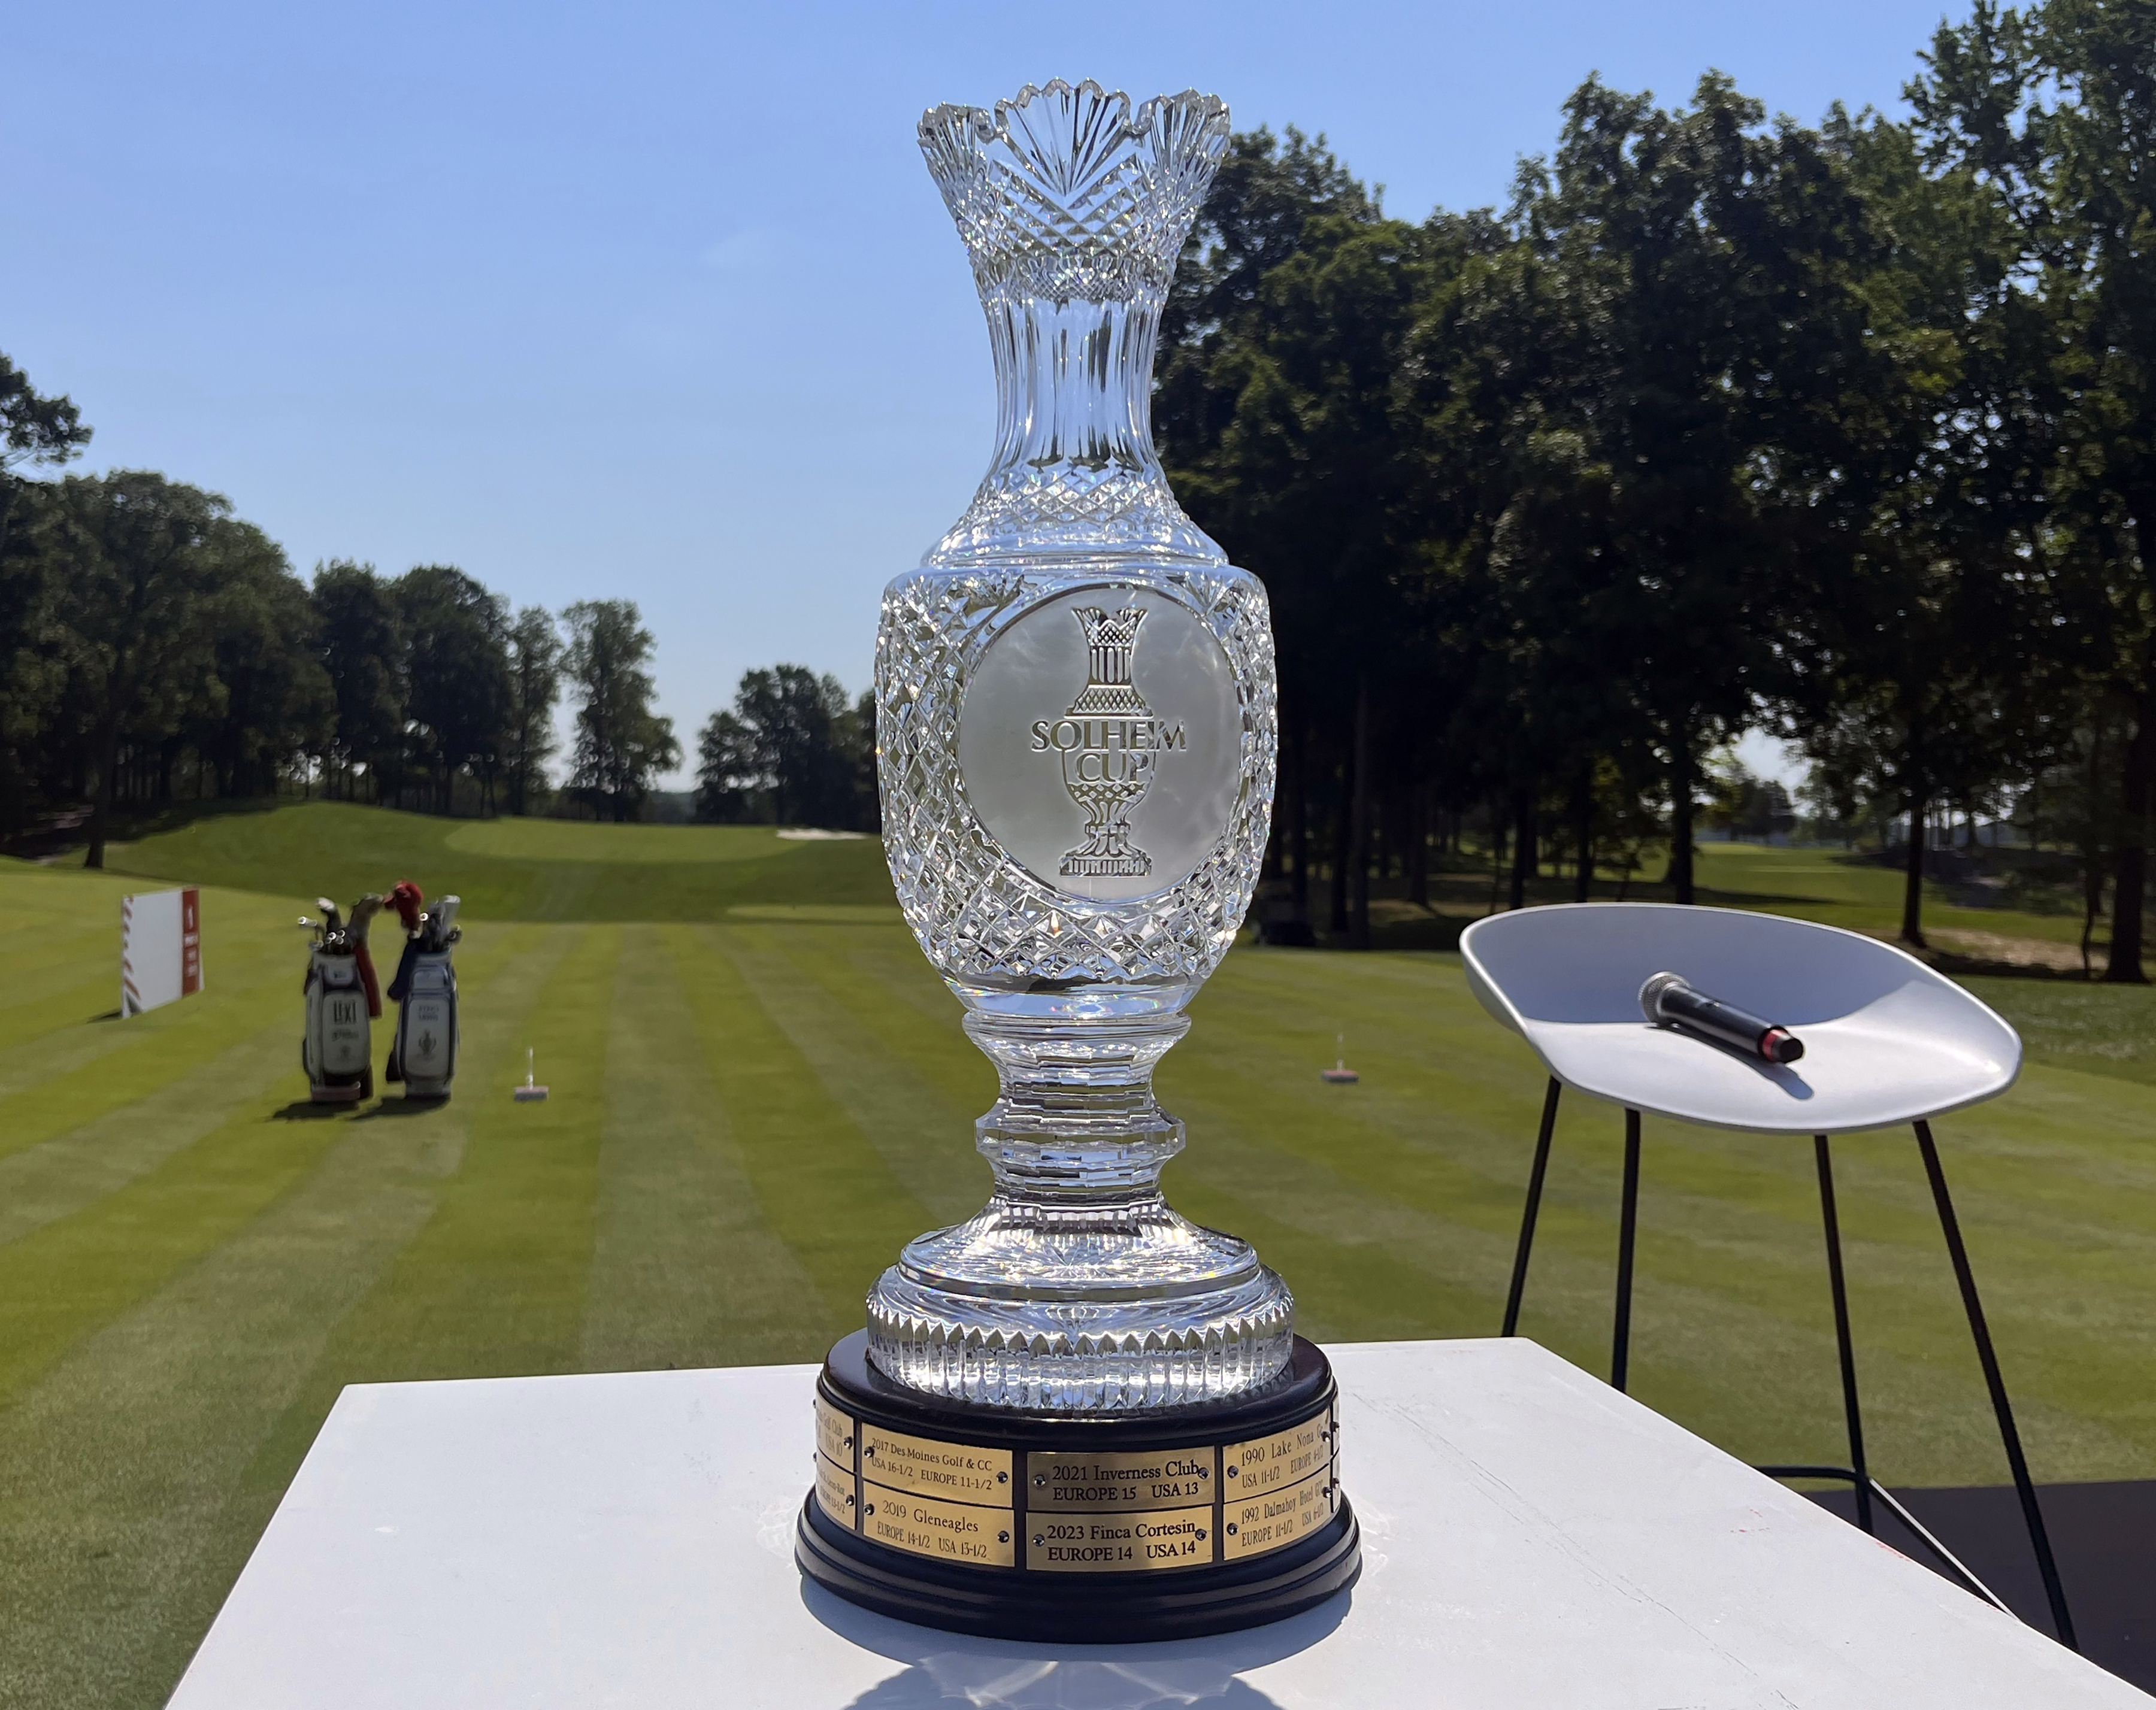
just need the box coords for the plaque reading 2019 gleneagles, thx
[794,79,1359,1641]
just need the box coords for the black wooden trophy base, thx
[796,1332,1359,1642]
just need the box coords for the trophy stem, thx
[968,1011,1186,1200]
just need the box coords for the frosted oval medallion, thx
[958,587,1240,903]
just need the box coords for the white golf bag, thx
[393,948,459,1099]
[302,947,373,1102]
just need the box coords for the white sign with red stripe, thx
[122,887,203,1017]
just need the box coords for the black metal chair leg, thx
[1612,1108,1640,1392]
[1914,1120,2078,1651]
[1814,1135,1873,1534]
[1502,1078,1562,1336]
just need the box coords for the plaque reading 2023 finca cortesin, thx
[794,79,1359,1642]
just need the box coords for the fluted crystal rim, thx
[919,78,1228,159]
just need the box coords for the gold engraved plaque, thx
[861,1427,1013,1506]
[1026,1447,1213,1514]
[862,1483,1015,1568]
[814,1394,854,1469]
[1224,1466,1336,1561]
[1225,1410,1328,1496]
[1027,1505,1215,1573]
[814,1454,858,1528]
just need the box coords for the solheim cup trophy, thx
[795,80,1359,1639]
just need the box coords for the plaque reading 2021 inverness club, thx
[794,79,1359,1642]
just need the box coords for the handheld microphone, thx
[1639,971,1804,1065]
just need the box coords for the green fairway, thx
[104,798,894,920]
[2,806,2153,1706]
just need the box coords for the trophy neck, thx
[964,1011,1189,1200]
[924,277,1227,572]
[917,80,1231,570]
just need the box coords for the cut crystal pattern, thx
[865,82,1291,1412]
[918,81,1231,569]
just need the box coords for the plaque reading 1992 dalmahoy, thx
[793,79,1359,1642]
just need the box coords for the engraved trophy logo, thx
[1034,607,1188,880]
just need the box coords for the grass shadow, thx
[270,1100,353,1121]
[353,1096,446,1120]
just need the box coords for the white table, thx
[166,1340,2143,1709]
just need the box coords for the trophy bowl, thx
[797,78,1358,1641]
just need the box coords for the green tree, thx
[1498,76,1887,903]
[1910,0,2156,976]
[562,599,678,821]
[0,353,91,570]
[1158,128,1439,944]
[698,665,873,828]
[504,605,562,816]
[54,473,228,866]
[398,565,511,814]
[311,561,405,802]
[694,707,765,823]
[190,524,332,797]
[0,355,92,828]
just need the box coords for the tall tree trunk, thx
[1288,722,1309,917]
[1348,678,1372,950]
[2107,694,2151,983]
[1409,783,1429,908]
[1487,799,1507,915]
[1507,786,1538,911]
[1572,765,1594,903]
[83,712,123,870]
[1668,720,1696,905]
[1901,792,1929,950]
[1328,758,1350,936]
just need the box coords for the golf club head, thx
[317,897,341,929]
[433,895,461,936]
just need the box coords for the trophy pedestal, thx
[796,1332,1360,1641]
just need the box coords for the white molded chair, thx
[1458,902,2073,1648]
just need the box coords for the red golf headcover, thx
[390,880,425,934]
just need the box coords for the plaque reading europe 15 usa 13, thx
[794,80,1359,1641]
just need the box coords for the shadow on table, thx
[804,1579,1349,1709]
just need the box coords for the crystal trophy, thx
[797,80,1358,1640]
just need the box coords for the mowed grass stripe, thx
[0,1110,450,1710]
[674,924,926,1337]
[0,915,522,1248]
[750,921,988,1114]
[243,926,617,1388]
[0,889,302,1157]
[0,1021,305,1248]
[579,926,830,1372]
[724,922,988,1224]
[0,923,574,1710]
[1169,948,2152,1484]
[0,923,538,1410]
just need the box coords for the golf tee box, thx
[121,887,202,1017]
[795,1332,1358,1641]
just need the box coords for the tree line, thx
[0,348,886,851]
[9,0,2149,976]
[0,386,684,860]
[1157,0,2156,978]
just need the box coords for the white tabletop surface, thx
[166,1339,2143,1709]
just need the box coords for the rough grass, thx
[2,809,2152,1706]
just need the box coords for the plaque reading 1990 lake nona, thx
[793,80,1359,1642]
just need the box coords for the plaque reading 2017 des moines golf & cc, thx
[793,80,1360,1641]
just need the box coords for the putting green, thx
[1,811,2150,1706]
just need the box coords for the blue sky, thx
[8,1,1967,785]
